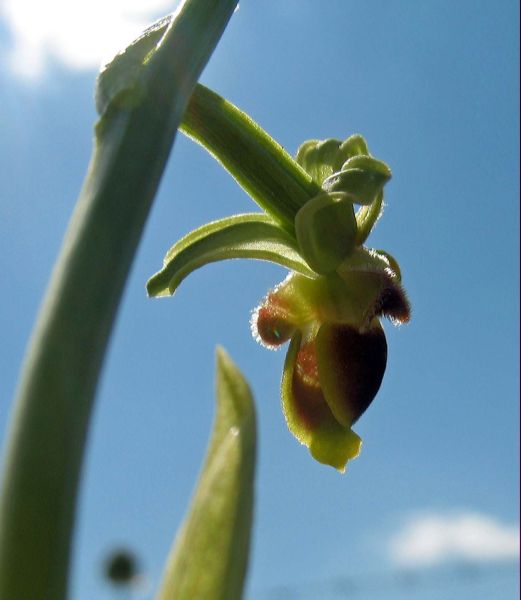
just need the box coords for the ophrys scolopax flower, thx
[148,84,410,471]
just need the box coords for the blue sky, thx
[0,2,519,599]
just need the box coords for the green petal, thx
[315,322,387,428]
[355,191,384,244]
[281,332,362,472]
[295,192,357,275]
[147,213,315,297]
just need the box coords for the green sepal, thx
[295,134,370,186]
[295,192,357,275]
[281,332,362,473]
[147,213,315,297]
[322,156,391,205]
[156,347,255,600]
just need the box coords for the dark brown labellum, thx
[316,323,388,426]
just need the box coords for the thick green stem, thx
[181,84,322,236]
[0,2,238,598]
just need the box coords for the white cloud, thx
[389,511,519,568]
[1,0,176,79]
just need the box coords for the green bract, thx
[148,85,410,472]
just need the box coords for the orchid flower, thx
[148,84,410,472]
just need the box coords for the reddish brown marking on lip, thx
[295,342,320,388]
[291,341,334,430]
[254,303,295,347]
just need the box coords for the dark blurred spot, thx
[103,547,140,587]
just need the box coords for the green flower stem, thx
[180,84,322,236]
[0,2,238,598]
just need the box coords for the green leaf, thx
[147,213,315,297]
[156,347,256,600]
